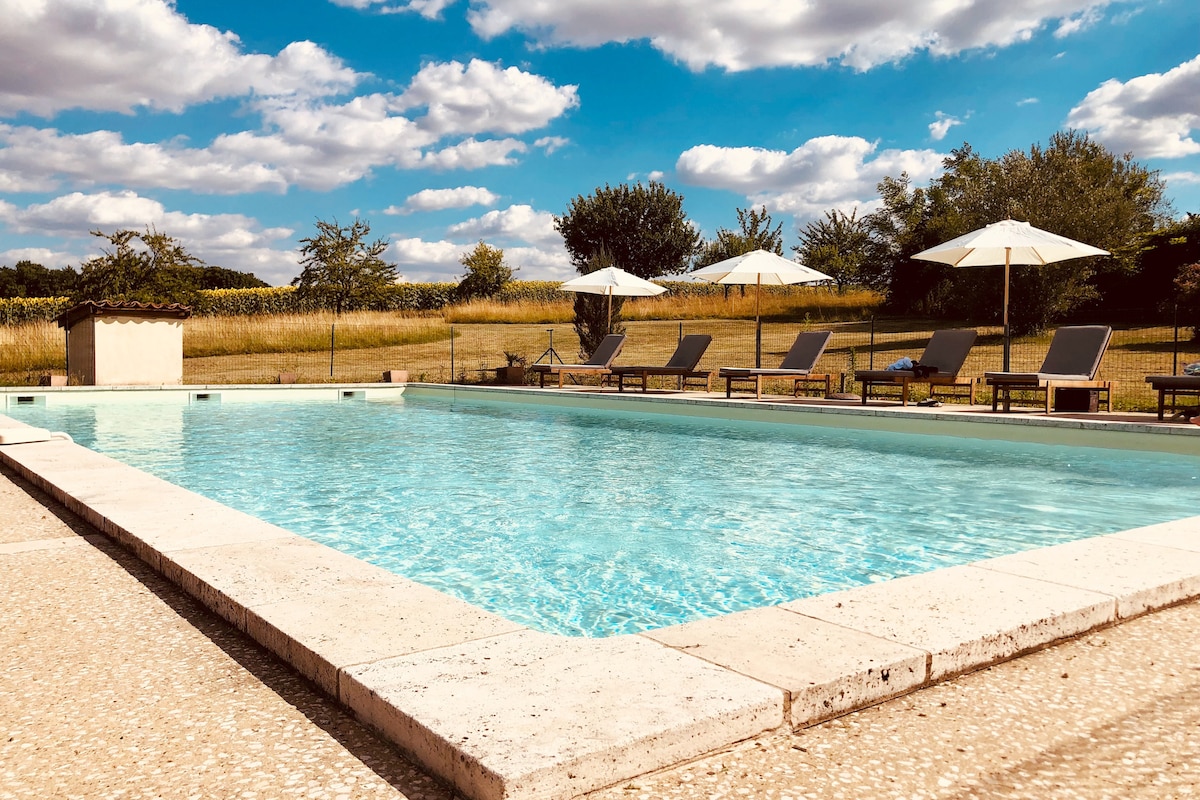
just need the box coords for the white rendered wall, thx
[74,317,184,385]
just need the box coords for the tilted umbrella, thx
[559,266,666,332]
[691,250,832,367]
[912,219,1109,370]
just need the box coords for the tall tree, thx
[696,206,784,267]
[555,182,701,279]
[76,228,203,305]
[456,241,514,302]
[794,208,875,291]
[571,248,625,358]
[865,132,1170,333]
[292,218,397,314]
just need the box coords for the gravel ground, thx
[2,462,1198,800]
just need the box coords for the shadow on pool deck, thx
[0,464,458,800]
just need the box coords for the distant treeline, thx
[0,261,269,300]
[0,280,818,324]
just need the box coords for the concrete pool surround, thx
[2,383,1199,800]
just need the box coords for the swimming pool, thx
[7,388,1199,636]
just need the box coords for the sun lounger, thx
[985,325,1113,413]
[612,334,713,392]
[529,333,625,388]
[857,329,978,406]
[718,330,833,399]
[1145,374,1200,420]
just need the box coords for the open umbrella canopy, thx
[912,219,1109,267]
[690,250,832,367]
[559,266,666,333]
[912,219,1110,370]
[690,249,832,285]
[559,266,667,297]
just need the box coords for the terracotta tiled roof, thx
[56,300,193,328]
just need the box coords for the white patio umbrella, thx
[691,249,832,367]
[912,219,1109,370]
[559,266,666,332]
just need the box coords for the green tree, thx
[794,208,875,291]
[0,260,79,297]
[696,206,784,268]
[555,181,701,279]
[76,228,203,305]
[1174,262,1200,340]
[1092,213,1200,320]
[197,266,269,290]
[456,241,514,302]
[292,218,397,314]
[866,132,1170,333]
[571,249,625,357]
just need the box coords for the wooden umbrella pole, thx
[1002,248,1011,372]
[755,274,762,368]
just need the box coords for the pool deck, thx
[2,384,1200,800]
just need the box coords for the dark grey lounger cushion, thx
[616,334,712,372]
[986,325,1112,383]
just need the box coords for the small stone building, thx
[56,301,192,386]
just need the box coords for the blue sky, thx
[0,0,1198,285]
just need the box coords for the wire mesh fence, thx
[3,314,1197,412]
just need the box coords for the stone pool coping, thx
[2,383,1199,800]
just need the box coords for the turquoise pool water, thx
[8,393,1199,636]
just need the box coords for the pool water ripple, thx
[10,395,1199,636]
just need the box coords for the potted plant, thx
[496,352,526,385]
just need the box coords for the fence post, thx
[329,323,335,378]
[1173,303,1180,375]
[450,326,455,384]
[868,316,875,369]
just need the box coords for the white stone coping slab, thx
[342,630,782,800]
[3,393,1200,800]
[976,534,1200,619]
[781,565,1117,682]
[643,605,927,728]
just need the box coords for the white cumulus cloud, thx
[1067,54,1200,159]
[1164,171,1200,186]
[387,235,569,281]
[676,136,945,221]
[0,0,359,116]
[0,57,576,195]
[928,112,964,141]
[534,136,570,153]
[447,204,560,247]
[467,0,1118,72]
[0,190,301,284]
[329,0,457,18]
[397,59,579,135]
[387,186,501,214]
[0,125,289,195]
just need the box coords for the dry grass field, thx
[3,299,1196,411]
